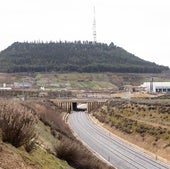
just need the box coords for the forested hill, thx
[0,41,169,73]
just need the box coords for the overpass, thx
[52,98,107,113]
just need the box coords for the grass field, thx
[0,72,169,90]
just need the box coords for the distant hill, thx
[0,41,169,73]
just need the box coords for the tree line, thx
[0,41,168,73]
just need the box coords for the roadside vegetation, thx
[0,101,37,149]
[29,99,114,169]
[91,97,170,161]
[0,99,114,169]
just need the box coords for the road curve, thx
[68,111,170,169]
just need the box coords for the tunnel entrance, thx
[72,102,78,111]
[72,102,87,111]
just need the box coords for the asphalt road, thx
[68,111,170,169]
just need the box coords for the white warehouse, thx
[141,82,170,93]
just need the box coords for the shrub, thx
[0,101,37,148]
[24,139,37,152]
[56,139,82,167]
[56,138,113,169]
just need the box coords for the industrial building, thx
[141,82,170,93]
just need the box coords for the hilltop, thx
[0,41,168,73]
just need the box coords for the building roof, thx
[141,82,170,87]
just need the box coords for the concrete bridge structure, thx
[52,98,107,113]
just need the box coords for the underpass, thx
[52,98,106,112]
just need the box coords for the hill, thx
[0,41,169,73]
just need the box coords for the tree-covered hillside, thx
[0,41,168,73]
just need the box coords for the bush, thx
[56,138,113,169]
[56,139,82,167]
[0,101,37,148]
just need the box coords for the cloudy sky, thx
[0,0,170,67]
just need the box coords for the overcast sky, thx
[0,0,170,67]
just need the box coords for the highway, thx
[68,111,170,169]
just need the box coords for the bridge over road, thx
[52,98,107,113]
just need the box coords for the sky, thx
[0,0,170,67]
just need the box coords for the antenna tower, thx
[93,6,97,43]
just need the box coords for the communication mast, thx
[93,6,97,43]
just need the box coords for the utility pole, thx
[150,77,154,93]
